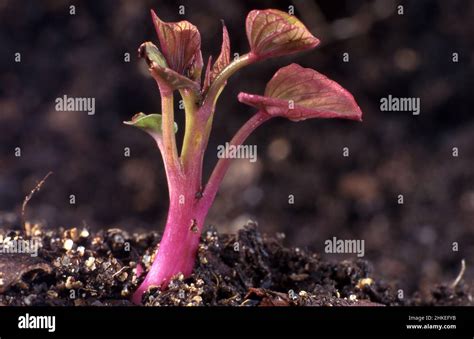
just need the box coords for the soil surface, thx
[0,222,471,306]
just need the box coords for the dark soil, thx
[0,221,471,306]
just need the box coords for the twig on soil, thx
[112,266,130,278]
[211,271,220,289]
[450,259,466,289]
[21,172,53,234]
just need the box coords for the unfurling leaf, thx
[246,9,319,59]
[124,113,178,137]
[138,41,200,93]
[151,10,202,77]
[238,64,362,122]
[138,41,168,68]
[202,23,231,94]
[210,22,231,84]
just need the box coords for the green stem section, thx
[159,83,180,176]
[180,89,200,165]
[180,52,258,188]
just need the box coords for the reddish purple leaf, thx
[238,63,362,122]
[151,9,202,77]
[202,23,231,95]
[246,9,319,59]
[210,22,231,84]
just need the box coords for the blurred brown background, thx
[0,0,473,294]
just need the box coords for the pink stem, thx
[131,185,207,304]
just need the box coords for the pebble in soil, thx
[0,221,471,306]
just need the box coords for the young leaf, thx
[238,63,362,122]
[151,10,202,77]
[139,41,201,93]
[210,22,231,84]
[246,9,319,59]
[202,23,231,95]
[138,41,168,68]
[124,112,178,137]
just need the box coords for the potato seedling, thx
[126,8,362,304]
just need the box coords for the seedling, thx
[126,8,362,304]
